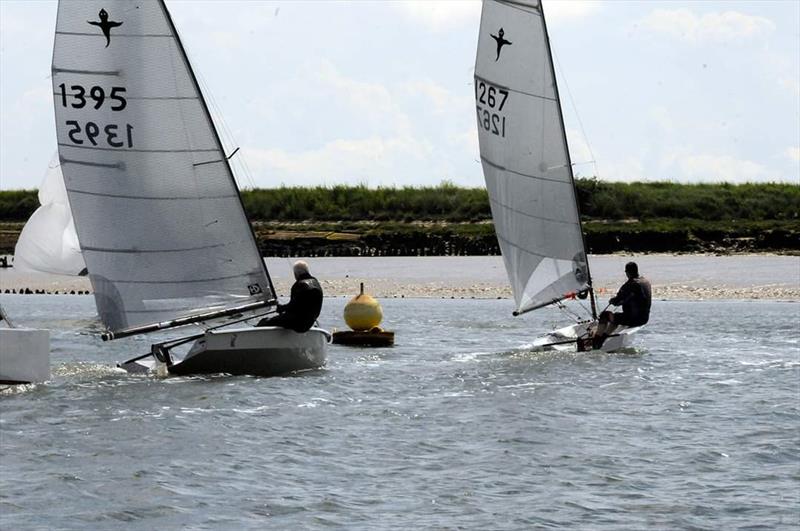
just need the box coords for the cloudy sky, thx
[1,0,798,190]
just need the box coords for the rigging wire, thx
[552,49,600,180]
[556,295,595,323]
[191,58,259,190]
[556,300,583,322]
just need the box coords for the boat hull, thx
[532,321,641,353]
[0,328,50,384]
[168,326,330,377]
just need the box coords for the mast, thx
[157,0,277,308]
[539,0,598,320]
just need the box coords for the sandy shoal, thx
[1,273,798,301]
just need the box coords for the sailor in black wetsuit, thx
[257,260,323,333]
[594,261,651,344]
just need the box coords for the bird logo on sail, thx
[87,8,123,48]
[490,28,512,61]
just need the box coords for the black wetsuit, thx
[257,273,323,333]
[610,276,652,327]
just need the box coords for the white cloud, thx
[392,0,480,32]
[235,57,486,186]
[401,78,470,115]
[313,60,412,134]
[243,135,432,186]
[451,126,480,158]
[779,76,800,97]
[545,0,602,23]
[677,154,771,183]
[402,79,451,114]
[600,157,646,182]
[394,0,599,29]
[640,8,775,44]
[786,147,800,163]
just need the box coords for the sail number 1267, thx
[475,81,508,138]
[476,82,508,111]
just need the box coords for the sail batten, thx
[59,145,218,153]
[481,156,573,184]
[53,0,276,333]
[93,273,261,285]
[66,189,238,201]
[475,0,590,314]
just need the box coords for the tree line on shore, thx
[1,180,796,222]
[0,180,797,255]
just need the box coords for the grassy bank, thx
[1,181,797,255]
[3,181,798,222]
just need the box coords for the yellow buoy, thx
[343,283,383,331]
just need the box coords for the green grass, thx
[0,190,40,221]
[575,180,800,221]
[1,181,797,222]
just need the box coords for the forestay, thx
[475,0,590,315]
[52,0,275,333]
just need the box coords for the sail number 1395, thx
[59,83,134,148]
[475,81,509,138]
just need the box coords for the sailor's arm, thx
[610,282,633,306]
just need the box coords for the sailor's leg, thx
[595,310,614,337]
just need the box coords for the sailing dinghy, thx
[474,0,640,352]
[52,0,329,376]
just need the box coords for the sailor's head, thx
[98,8,108,20]
[498,28,505,38]
[625,261,639,279]
[293,260,310,280]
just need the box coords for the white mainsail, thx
[52,0,275,333]
[475,0,591,315]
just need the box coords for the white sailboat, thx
[52,0,329,376]
[474,0,640,352]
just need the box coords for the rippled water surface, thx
[1,295,798,530]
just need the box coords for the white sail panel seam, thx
[59,144,217,153]
[81,245,226,254]
[122,307,257,315]
[53,68,119,76]
[481,156,571,185]
[52,93,199,102]
[55,31,173,38]
[67,189,238,201]
[489,197,579,227]
[98,273,261,285]
[474,75,556,103]
[60,158,122,169]
[495,233,552,260]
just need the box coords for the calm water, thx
[1,295,798,530]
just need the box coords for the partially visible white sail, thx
[52,0,275,333]
[14,158,86,276]
[475,0,589,314]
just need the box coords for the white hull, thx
[118,326,330,377]
[532,321,642,353]
[0,328,50,384]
